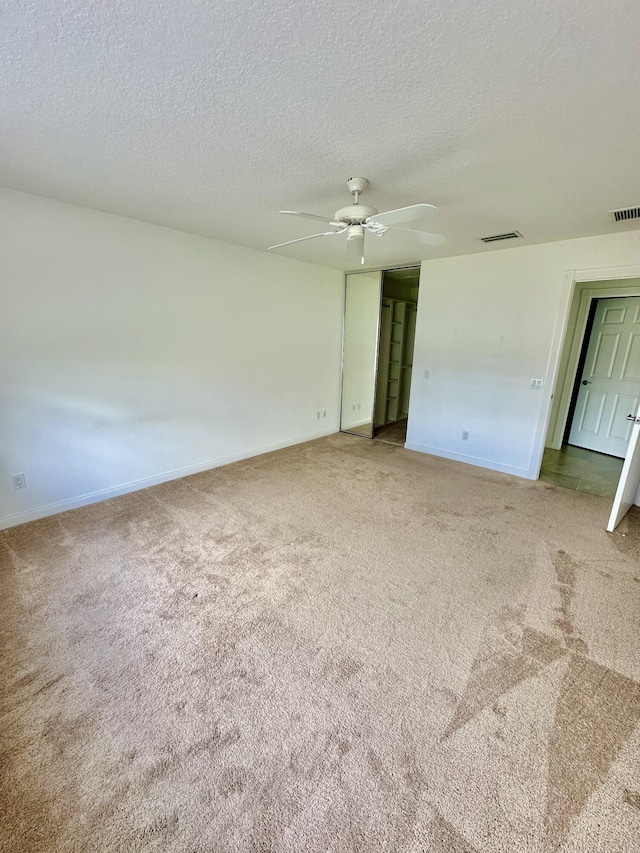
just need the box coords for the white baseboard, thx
[0,427,337,530]
[403,442,534,480]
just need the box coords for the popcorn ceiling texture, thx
[1,0,639,268]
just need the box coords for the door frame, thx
[545,266,640,452]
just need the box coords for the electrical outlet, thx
[461,431,469,441]
[530,378,543,389]
[12,473,27,489]
[322,410,327,418]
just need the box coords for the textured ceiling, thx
[2,0,640,270]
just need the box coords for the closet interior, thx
[373,268,419,445]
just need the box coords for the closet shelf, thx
[375,295,417,429]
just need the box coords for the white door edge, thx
[607,413,640,531]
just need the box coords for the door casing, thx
[546,274,640,451]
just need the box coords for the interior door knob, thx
[582,380,592,385]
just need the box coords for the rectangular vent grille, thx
[479,230,523,243]
[611,207,640,222]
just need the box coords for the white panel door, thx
[607,410,640,531]
[569,296,640,457]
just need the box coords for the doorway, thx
[566,295,640,457]
[539,445,624,498]
[547,279,640,451]
[373,267,420,447]
[543,276,640,512]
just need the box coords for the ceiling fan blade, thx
[385,226,447,246]
[346,231,365,266]
[280,210,343,227]
[268,230,345,251]
[368,204,439,228]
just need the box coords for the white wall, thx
[406,230,640,478]
[0,188,344,528]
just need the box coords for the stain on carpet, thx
[218,767,248,798]
[442,609,566,741]
[552,550,588,654]
[544,656,640,848]
[623,788,640,811]
[430,812,478,852]
[324,654,364,683]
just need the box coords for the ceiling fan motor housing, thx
[334,204,378,224]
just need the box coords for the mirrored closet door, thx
[340,271,382,437]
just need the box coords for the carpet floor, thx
[1,433,639,852]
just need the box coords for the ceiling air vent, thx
[610,206,640,222]
[479,230,523,243]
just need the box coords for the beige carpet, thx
[1,433,639,852]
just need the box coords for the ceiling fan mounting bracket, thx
[346,177,369,196]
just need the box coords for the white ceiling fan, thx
[268,177,446,266]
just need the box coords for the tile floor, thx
[539,444,623,498]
